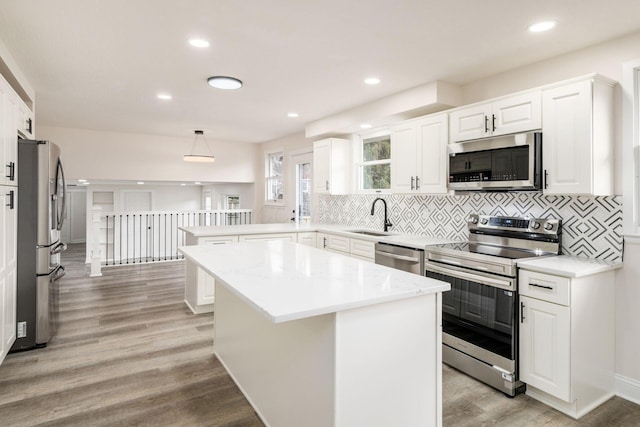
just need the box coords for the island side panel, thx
[214,282,336,427]
[334,293,442,427]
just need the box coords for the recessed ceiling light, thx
[528,20,557,33]
[360,123,372,129]
[287,112,299,118]
[78,179,87,182]
[364,77,380,85]
[137,181,145,185]
[207,76,243,90]
[157,93,172,100]
[189,39,210,48]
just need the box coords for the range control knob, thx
[544,222,555,231]
[468,216,478,224]
[480,218,489,225]
[531,221,541,230]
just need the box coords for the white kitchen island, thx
[179,241,450,427]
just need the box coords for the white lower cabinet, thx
[296,232,317,247]
[185,232,309,314]
[184,235,239,314]
[518,268,615,419]
[317,232,375,262]
[1,187,17,365]
[519,294,571,401]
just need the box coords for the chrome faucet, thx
[371,197,392,232]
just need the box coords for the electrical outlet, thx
[17,321,27,338]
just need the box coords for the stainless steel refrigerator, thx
[12,138,67,351]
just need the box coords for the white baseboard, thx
[615,374,640,405]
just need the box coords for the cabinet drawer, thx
[519,269,570,306]
[326,234,350,253]
[296,232,317,247]
[238,233,297,242]
[350,239,375,259]
[199,236,239,245]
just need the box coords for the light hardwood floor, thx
[0,244,638,426]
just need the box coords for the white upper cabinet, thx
[542,77,614,195]
[16,97,34,140]
[391,113,448,194]
[313,138,350,195]
[0,77,18,187]
[449,91,541,142]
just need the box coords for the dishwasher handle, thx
[375,250,421,263]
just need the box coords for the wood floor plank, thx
[1,243,638,426]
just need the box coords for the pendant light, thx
[184,130,215,163]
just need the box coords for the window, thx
[266,150,284,203]
[359,134,391,191]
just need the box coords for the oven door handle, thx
[375,250,421,263]
[425,262,515,291]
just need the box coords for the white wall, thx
[36,125,259,183]
[256,131,312,223]
[201,183,255,210]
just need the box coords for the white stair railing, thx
[97,209,253,266]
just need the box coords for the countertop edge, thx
[517,255,623,278]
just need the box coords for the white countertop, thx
[179,240,450,323]
[517,255,623,278]
[180,222,454,250]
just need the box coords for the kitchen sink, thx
[346,230,390,237]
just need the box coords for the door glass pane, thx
[298,162,311,218]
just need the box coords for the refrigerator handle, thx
[51,265,66,282]
[55,157,68,231]
[50,241,67,255]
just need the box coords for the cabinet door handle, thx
[544,169,549,189]
[492,114,496,132]
[6,190,14,209]
[325,180,329,191]
[6,162,15,181]
[520,301,526,323]
[529,282,554,290]
[27,118,33,134]
[411,176,415,190]
[323,237,327,248]
[415,176,420,190]
[484,115,489,133]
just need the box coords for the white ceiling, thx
[1,0,640,144]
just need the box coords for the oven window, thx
[427,271,515,360]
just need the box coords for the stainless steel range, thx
[425,214,562,396]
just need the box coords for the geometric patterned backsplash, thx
[318,193,624,262]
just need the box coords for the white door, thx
[390,121,417,193]
[416,114,448,194]
[290,151,312,223]
[491,91,542,137]
[542,81,593,194]
[519,295,571,402]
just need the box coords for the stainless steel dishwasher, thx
[374,242,424,275]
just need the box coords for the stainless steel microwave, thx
[447,131,542,191]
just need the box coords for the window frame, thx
[356,129,392,194]
[265,148,285,206]
[623,59,640,238]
